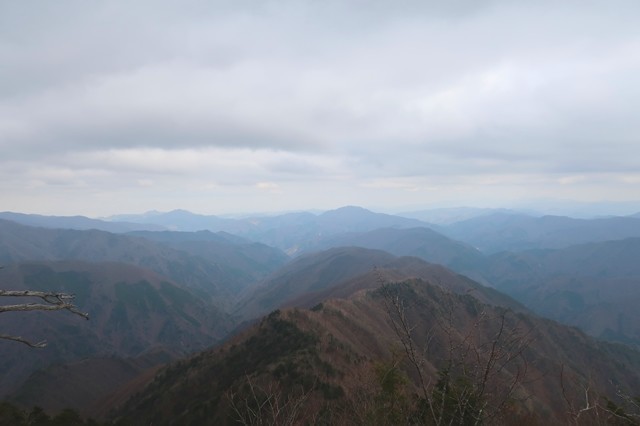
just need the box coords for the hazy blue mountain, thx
[398,207,525,225]
[483,238,640,346]
[316,206,427,232]
[127,229,249,244]
[242,206,431,254]
[309,227,486,274]
[127,230,289,290]
[440,212,640,253]
[0,211,164,233]
[241,211,318,230]
[0,219,277,303]
[213,212,318,253]
[512,199,640,218]
[109,209,250,233]
[109,206,431,254]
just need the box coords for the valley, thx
[1,206,640,424]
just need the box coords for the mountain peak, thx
[321,206,371,216]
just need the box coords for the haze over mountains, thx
[439,212,640,253]
[484,238,640,346]
[111,206,429,255]
[0,212,164,233]
[5,0,640,422]
[0,219,288,304]
[1,205,640,423]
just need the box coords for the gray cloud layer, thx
[1,1,639,215]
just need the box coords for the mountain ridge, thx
[482,237,640,346]
[109,278,640,425]
[440,212,640,253]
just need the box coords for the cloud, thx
[1,0,640,214]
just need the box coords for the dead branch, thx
[228,375,314,426]
[0,289,89,348]
[377,273,534,425]
[0,333,47,348]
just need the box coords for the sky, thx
[1,0,640,217]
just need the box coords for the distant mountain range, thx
[0,219,287,304]
[2,206,640,422]
[8,206,640,247]
[309,226,485,273]
[398,207,526,225]
[125,229,289,293]
[0,219,289,411]
[0,212,164,233]
[439,212,640,253]
[109,209,250,233]
[113,206,431,254]
[482,238,640,346]
[10,206,640,255]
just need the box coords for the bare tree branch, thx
[376,272,535,425]
[0,290,89,319]
[227,375,314,426]
[0,333,47,348]
[0,288,89,348]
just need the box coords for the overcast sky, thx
[1,0,639,217]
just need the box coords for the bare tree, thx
[376,271,534,425]
[560,367,640,426]
[0,289,89,348]
[227,375,314,426]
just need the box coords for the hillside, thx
[310,227,486,274]
[233,247,398,319]
[126,230,289,292]
[0,261,228,402]
[235,246,519,322]
[0,219,285,305]
[440,213,640,253]
[8,350,171,418]
[110,279,640,425]
[3,209,640,423]
[483,238,640,346]
[283,259,524,314]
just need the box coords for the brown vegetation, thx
[109,278,640,425]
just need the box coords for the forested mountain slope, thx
[0,219,285,305]
[483,237,640,346]
[111,278,640,425]
[234,246,519,321]
[440,213,640,253]
[0,261,228,401]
